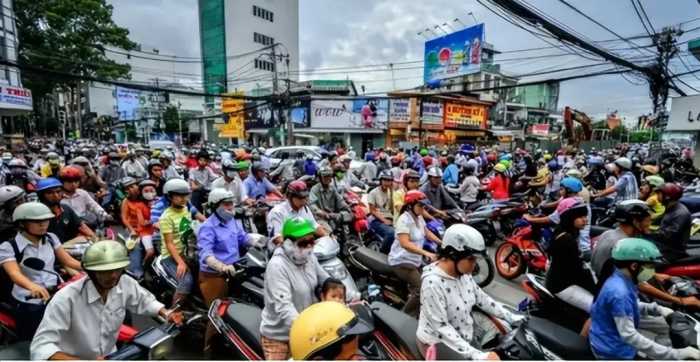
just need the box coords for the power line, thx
[635,0,656,34]
[630,0,654,37]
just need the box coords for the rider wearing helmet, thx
[260,217,331,360]
[243,161,283,201]
[159,151,182,180]
[146,159,165,196]
[593,157,639,202]
[309,167,350,233]
[442,155,459,186]
[30,240,183,360]
[268,180,326,246]
[589,238,700,360]
[159,178,196,306]
[121,150,147,179]
[290,301,373,360]
[40,152,63,178]
[388,190,441,317]
[36,178,95,243]
[211,159,248,206]
[59,166,110,227]
[417,224,524,359]
[335,155,366,191]
[639,175,665,226]
[650,183,690,262]
[421,166,459,218]
[121,177,156,280]
[71,156,107,198]
[2,158,38,192]
[0,202,81,340]
[368,170,398,252]
[0,185,26,241]
[197,188,254,353]
[482,163,510,202]
[457,164,481,209]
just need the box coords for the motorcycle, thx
[207,299,413,360]
[494,219,552,280]
[518,274,589,333]
[314,236,361,301]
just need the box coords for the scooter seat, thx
[672,254,700,264]
[370,301,421,359]
[527,316,593,360]
[0,341,29,360]
[223,302,264,356]
[353,246,394,275]
[590,225,611,238]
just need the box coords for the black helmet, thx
[317,167,333,178]
[614,200,652,224]
[251,161,267,174]
[378,170,393,181]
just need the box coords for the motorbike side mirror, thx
[23,257,46,271]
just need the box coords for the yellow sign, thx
[219,91,245,139]
[444,102,487,129]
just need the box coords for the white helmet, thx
[208,188,234,205]
[427,166,443,178]
[0,186,25,207]
[12,202,54,222]
[614,157,632,170]
[441,224,486,256]
[8,158,27,168]
[163,179,191,195]
[565,168,582,179]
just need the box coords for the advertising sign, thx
[219,92,245,139]
[244,101,275,130]
[290,106,309,127]
[419,100,444,130]
[389,98,411,128]
[444,102,487,129]
[0,86,32,111]
[667,94,700,131]
[116,87,165,121]
[424,23,485,84]
[531,124,550,136]
[310,99,388,129]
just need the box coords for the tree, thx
[162,105,181,133]
[14,0,138,101]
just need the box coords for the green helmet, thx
[612,237,664,263]
[236,160,251,171]
[419,149,428,157]
[82,240,130,271]
[282,217,316,240]
[644,175,665,190]
[499,160,512,169]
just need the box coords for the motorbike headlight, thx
[148,336,175,360]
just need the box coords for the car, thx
[264,146,366,174]
[149,140,176,150]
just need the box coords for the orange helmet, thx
[58,165,83,181]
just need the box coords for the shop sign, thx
[389,98,411,128]
[311,99,388,129]
[0,86,32,111]
[531,124,550,136]
[419,100,444,130]
[444,102,487,129]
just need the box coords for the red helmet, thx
[422,156,433,167]
[660,183,683,202]
[404,190,428,205]
[58,165,83,181]
[287,180,309,198]
[487,153,496,162]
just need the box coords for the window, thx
[253,32,274,46]
[254,58,274,72]
[252,5,274,22]
[484,74,492,93]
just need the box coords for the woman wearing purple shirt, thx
[197,189,251,355]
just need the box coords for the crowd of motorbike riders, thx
[0,138,698,360]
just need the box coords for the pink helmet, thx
[556,197,582,215]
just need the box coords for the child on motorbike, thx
[123,179,157,280]
[319,277,346,304]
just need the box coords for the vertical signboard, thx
[218,91,245,139]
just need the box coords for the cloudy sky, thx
[108,0,700,121]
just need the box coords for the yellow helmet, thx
[289,302,373,360]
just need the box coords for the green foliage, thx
[15,0,138,99]
[162,105,181,133]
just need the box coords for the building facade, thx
[0,0,33,136]
[198,0,300,102]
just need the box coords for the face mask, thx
[636,265,656,284]
[216,206,235,223]
[142,191,156,201]
[226,171,237,179]
[282,239,313,265]
[336,172,345,179]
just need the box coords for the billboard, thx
[419,100,444,130]
[116,87,165,121]
[389,98,412,127]
[219,92,245,139]
[667,94,700,131]
[290,106,309,127]
[424,23,485,84]
[244,101,275,130]
[531,124,550,136]
[310,99,388,129]
[0,86,32,111]
[444,102,487,129]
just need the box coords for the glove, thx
[677,346,700,360]
[658,305,675,318]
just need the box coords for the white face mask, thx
[142,191,156,201]
[226,171,238,179]
[282,239,313,265]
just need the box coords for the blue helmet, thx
[499,153,512,161]
[460,144,475,154]
[547,160,560,171]
[560,177,583,193]
[36,178,63,193]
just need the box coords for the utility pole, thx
[648,26,682,126]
